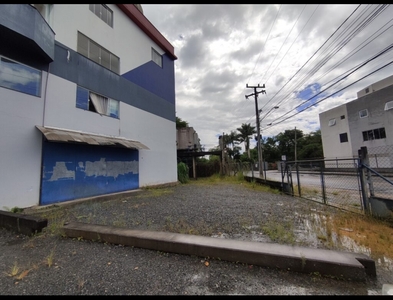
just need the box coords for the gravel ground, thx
[0,180,392,295]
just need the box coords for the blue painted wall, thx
[40,142,139,205]
[122,54,176,105]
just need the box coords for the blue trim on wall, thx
[40,142,139,205]
[122,54,175,105]
[50,42,176,122]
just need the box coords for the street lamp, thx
[258,106,279,178]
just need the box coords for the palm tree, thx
[224,130,240,160]
[237,123,256,158]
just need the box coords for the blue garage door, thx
[40,142,139,205]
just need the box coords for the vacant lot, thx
[0,176,392,295]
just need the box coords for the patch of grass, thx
[260,218,296,245]
[189,174,279,194]
[328,211,393,261]
[138,187,173,198]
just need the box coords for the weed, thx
[15,269,30,280]
[5,262,20,277]
[47,248,55,267]
[78,278,86,290]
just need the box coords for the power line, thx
[259,4,362,113]
[265,59,393,129]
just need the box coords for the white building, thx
[319,74,393,167]
[0,4,178,208]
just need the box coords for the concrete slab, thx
[0,210,48,236]
[62,222,376,281]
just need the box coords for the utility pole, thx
[295,126,297,164]
[245,84,266,178]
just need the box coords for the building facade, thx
[319,74,393,167]
[0,4,178,208]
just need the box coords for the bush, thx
[177,162,189,183]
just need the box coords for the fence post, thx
[358,146,370,214]
[295,162,301,197]
[320,160,327,204]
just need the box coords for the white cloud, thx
[143,4,393,151]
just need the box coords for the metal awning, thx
[36,126,149,150]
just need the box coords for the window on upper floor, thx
[328,118,336,126]
[359,109,368,118]
[76,86,119,118]
[89,4,113,27]
[77,32,120,74]
[384,101,393,111]
[340,115,345,120]
[0,55,41,97]
[152,48,162,67]
[339,133,348,143]
[362,127,386,141]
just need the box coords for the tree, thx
[176,117,188,129]
[297,129,323,159]
[262,136,281,162]
[275,128,303,161]
[224,130,240,160]
[237,123,256,159]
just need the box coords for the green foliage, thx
[177,162,189,183]
[176,117,189,129]
[3,206,24,213]
[237,123,256,158]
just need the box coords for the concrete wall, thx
[319,105,353,159]
[0,4,177,209]
[177,127,201,150]
[320,77,393,167]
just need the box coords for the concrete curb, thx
[0,210,48,236]
[62,221,376,281]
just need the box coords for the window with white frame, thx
[89,4,113,27]
[76,86,119,118]
[328,118,336,126]
[0,55,41,97]
[384,101,393,111]
[152,48,162,67]
[359,109,368,118]
[77,32,120,74]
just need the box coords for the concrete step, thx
[62,222,376,281]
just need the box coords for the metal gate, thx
[279,147,393,216]
[280,158,364,214]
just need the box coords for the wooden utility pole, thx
[245,84,266,178]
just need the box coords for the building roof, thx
[116,4,177,60]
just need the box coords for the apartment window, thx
[384,101,393,111]
[76,86,119,118]
[340,115,345,120]
[339,133,348,143]
[328,118,336,126]
[152,48,162,67]
[365,87,369,93]
[362,127,386,141]
[89,4,113,27]
[0,56,41,97]
[359,109,368,118]
[77,32,120,74]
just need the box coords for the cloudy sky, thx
[142,4,393,151]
